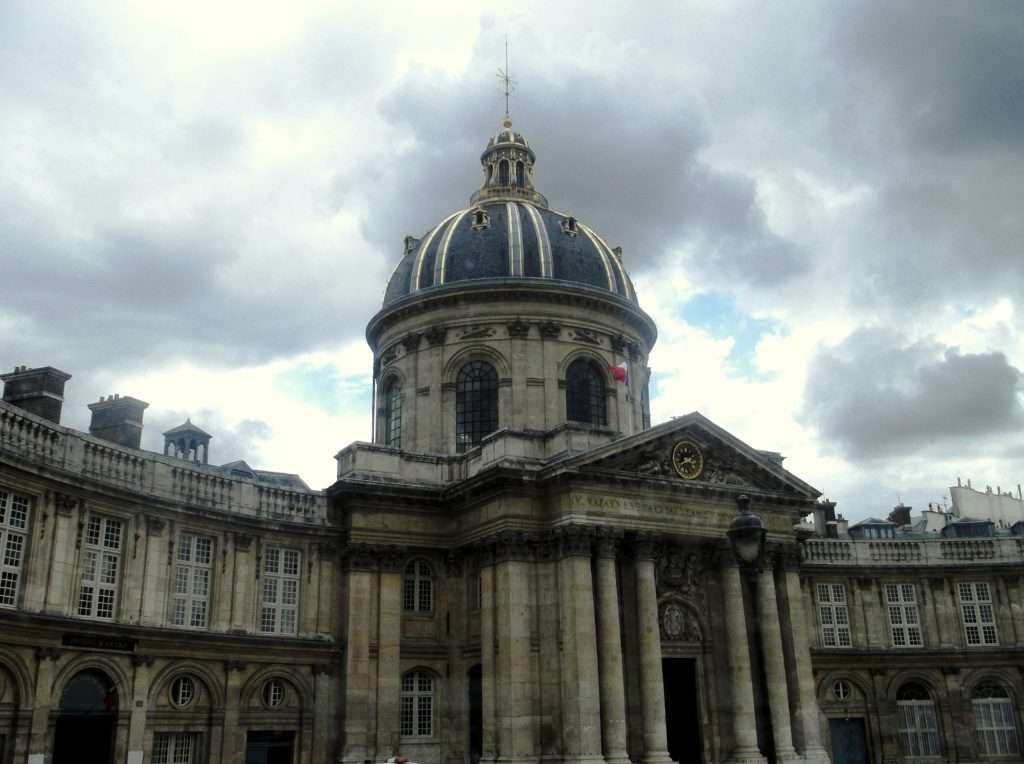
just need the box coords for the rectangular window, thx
[0,489,30,608]
[886,583,923,647]
[152,732,198,764]
[898,701,941,757]
[975,697,1020,756]
[172,533,213,629]
[959,582,999,646]
[77,515,122,620]
[260,545,300,635]
[816,583,851,648]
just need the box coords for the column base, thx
[642,752,674,764]
[561,757,608,764]
[604,755,632,764]
[725,748,767,764]
[496,757,542,764]
[800,747,832,764]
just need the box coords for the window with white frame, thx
[77,515,122,620]
[403,559,433,613]
[959,582,999,646]
[400,671,434,737]
[260,546,300,635]
[886,583,923,647]
[0,489,30,608]
[152,732,198,764]
[816,583,851,648]
[172,534,213,629]
[897,683,942,758]
[973,682,1020,757]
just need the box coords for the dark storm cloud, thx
[346,53,808,285]
[801,329,1024,459]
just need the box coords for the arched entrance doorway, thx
[53,669,117,764]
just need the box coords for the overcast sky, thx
[3,1,1023,521]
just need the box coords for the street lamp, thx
[727,494,766,569]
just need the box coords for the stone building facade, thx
[0,117,1022,764]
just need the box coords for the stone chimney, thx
[888,502,912,527]
[88,394,149,449]
[813,498,837,536]
[1,365,72,424]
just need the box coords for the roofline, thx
[368,279,657,350]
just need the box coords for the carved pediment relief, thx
[659,600,703,643]
[587,428,790,493]
[656,548,703,596]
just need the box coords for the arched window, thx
[515,161,525,187]
[455,361,498,452]
[403,559,433,613]
[384,379,402,448]
[499,160,509,186]
[566,359,607,426]
[973,683,1020,756]
[897,683,941,757]
[401,670,434,737]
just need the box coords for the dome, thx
[383,117,638,306]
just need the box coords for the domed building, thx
[0,115,1020,764]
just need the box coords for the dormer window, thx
[561,216,578,237]
[471,208,490,231]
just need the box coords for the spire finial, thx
[496,35,515,119]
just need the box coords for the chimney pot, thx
[88,395,149,449]
[1,365,73,424]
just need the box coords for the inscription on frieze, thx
[564,493,792,531]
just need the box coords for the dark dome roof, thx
[383,118,638,306]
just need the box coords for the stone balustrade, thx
[802,536,1024,566]
[0,400,326,523]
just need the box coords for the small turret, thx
[163,419,212,464]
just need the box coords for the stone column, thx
[28,647,60,764]
[536,542,563,761]
[221,661,247,764]
[755,558,797,761]
[44,495,79,615]
[312,664,335,764]
[494,532,537,764]
[633,538,672,764]
[126,655,154,764]
[721,558,766,764]
[557,526,605,764]
[480,550,498,764]
[595,533,629,764]
[340,547,376,764]
[376,549,404,760]
[140,516,169,627]
[781,557,831,764]
[230,533,256,632]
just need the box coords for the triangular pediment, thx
[549,412,820,500]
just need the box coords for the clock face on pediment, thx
[671,440,703,480]
[580,427,801,496]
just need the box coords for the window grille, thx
[959,582,999,646]
[77,515,122,620]
[973,683,1020,756]
[566,359,607,426]
[384,379,402,448]
[815,583,851,648]
[0,490,29,607]
[400,671,434,737]
[170,676,195,708]
[885,583,923,647]
[455,361,498,452]
[404,559,433,613]
[152,733,197,764]
[897,684,941,757]
[260,546,300,635]
[172,533,212,629]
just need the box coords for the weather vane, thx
[496,36,516,116]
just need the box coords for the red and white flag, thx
[608,361,628,383]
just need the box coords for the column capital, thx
[595,527,623,559]
[445,551,463,577]
[35,646,61,661]
[344,543,379,572]
[376,545,406,573]
[54,492,79,516]
[131,654,156,667]
[630,532,659,562]
[492,530,533,563]
[554,523,595,558]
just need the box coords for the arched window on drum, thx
[565,358,607,426]
[455,361,498,452]
[383,378,402,449]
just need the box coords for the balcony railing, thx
[0,401,325,523]
[802,536,1023,567]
